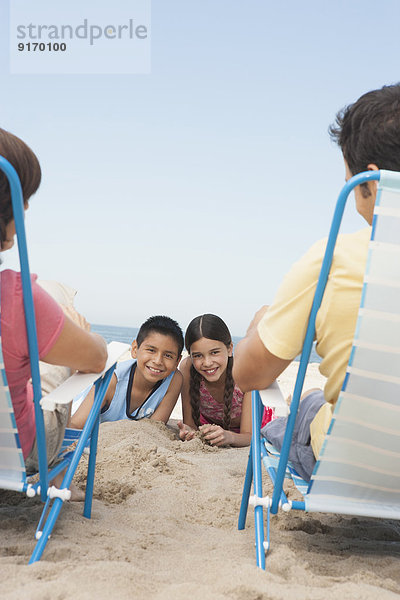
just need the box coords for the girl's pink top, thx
[199,379,244,432]
[1,270,65,458]
[198,379,275,432]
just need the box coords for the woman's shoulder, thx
[1,269,38,285]
[1,270,53,317]
[1,268,18,283]
[1,270,38,324]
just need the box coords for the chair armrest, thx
[40,341,130,411]
[258,381,289,417]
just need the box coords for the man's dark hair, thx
[136,315,184,355]
[0,128,41,248]
[329,83,400,196]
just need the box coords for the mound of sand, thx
[1,365,400,599]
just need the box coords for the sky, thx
[0,0,399,337]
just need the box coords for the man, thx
[233,83,400,479]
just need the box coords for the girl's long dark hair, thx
[185,314,234,430]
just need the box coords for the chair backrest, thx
[0,156,48,497]
[0,336,27,492]
[306,171,400,519]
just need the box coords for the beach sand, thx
[1,363,400,599]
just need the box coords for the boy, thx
[71,315,183,428]
[233,83,400,479]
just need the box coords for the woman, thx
[0,127,107,486]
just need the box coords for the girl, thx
[178,314,252,447]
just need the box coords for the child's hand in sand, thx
[199,424,232,447]
[177,421,196,441]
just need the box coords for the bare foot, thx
[52,472,85,502]
[69,482,85,502]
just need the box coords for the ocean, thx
[91,324,322,364]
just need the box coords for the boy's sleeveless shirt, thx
[100,359,174,423]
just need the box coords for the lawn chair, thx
[238,169,400,569]
[0,155,129,563]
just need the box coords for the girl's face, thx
[189,337,233,384]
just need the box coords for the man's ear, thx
[364,163,379,199]
[131,340,138,359]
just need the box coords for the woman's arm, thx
[150,370,183,424]
[42,313,107,374]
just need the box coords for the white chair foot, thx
[47,485,71,501]
[249,495,271,508]
[26,484,36,498]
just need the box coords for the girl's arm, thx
[150,370,183,424]
[200,391,252,447]
[177,356,197,440]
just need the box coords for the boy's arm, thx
[69,372,117,429]
[150,370,183,424]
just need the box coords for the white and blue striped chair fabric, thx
[306,171,400,519]
[263,441,309,497]
[239,170,400,570]
[0,349,27,492]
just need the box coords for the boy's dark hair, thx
[185,314,234,431]
[136,315,184,355]
[329,83,400,197]
[0,128,41,248]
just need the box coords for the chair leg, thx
[266,503,271,555]
[29,497,64,564]
[238,445,253,530]
[83,413,100,519]
[252,391,266,570]
[253,456,266,569]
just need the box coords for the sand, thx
[1,363,400,599]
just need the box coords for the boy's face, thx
[131,331,181,383]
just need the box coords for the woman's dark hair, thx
[0,128,41,248]
[185,314,234,430]
[329,83,400,197]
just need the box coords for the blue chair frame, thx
[0,156,115,563]
[238,170,381,569]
